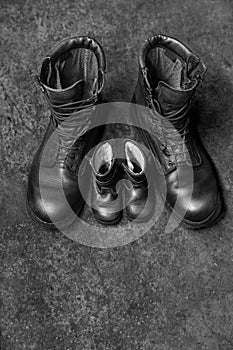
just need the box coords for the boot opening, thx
[125,141,145,174]
[42,48,98,98]
[146,47,194,90]
[93,142,113,175]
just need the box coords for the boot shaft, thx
[38,36,106,117]
[36,36,107,165]
[133,34,207,169]
[136,34,206,117]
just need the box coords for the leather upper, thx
[133,34,223,226]
[139,34,206,81]
[90,142,123,225]
[27,36,106,227]
[123,140,154,221]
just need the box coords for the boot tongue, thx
[46,79,95,106]
[150,50,196,116]
[156,80,195,117]
[42,47,98,106]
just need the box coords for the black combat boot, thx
[27,36,106,229]
[123,140,154,222]
[90,141,123,225]
[133,34,223,229]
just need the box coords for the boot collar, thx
[139,34,206,82]
[155,80,197,116]
[39,36,106,94]
[36,36,106,105]
[139,34,206,115]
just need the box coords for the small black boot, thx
[90,141,123,225]
[123,140,154,222]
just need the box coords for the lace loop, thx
[44,92,97,167]
[145,85,193,165]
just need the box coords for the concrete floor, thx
[1,0,233,348]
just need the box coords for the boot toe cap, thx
[126,198,154,222]
[27,182,84,228]
[183,191,222,225]
[171,187,223,228]
[92,206,122,225]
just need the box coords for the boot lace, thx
[145,84,193,167]
[45,93,98,169]
[158,105,191,166]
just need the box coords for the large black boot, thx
[133,34,223,229]
[27,36,106,229]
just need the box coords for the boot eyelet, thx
[168,160,174,167]
[160,144,166,151]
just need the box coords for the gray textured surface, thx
[1,0,233,349]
